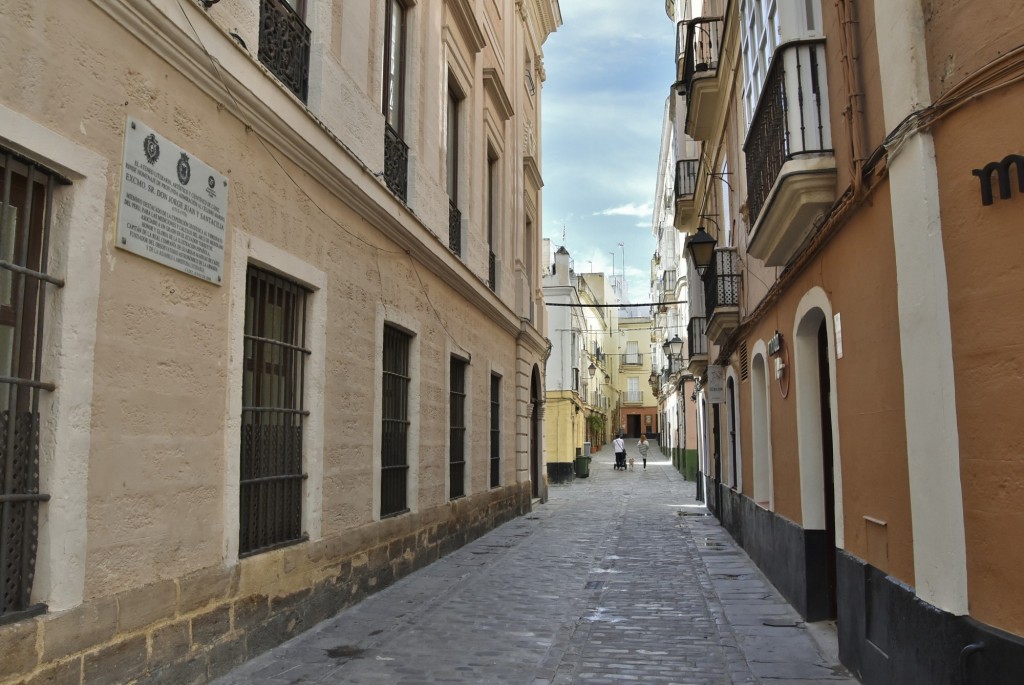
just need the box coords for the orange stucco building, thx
[660,0,1024,681]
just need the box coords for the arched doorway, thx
[795,303,840,620]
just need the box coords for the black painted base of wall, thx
[837,550,1024,685]
[710,487,1024,683]
[547,462,575,485]
[718,486,832,621]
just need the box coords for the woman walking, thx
[637,434,650,469]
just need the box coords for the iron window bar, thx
[239,266,311,558]
[688,316,708,358]
[449,358,466,499]
[381,325,411,517]
[0,150,65,621]
[490,375,500,488]
[675,158,699,200]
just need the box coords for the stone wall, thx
[1,482,531,685]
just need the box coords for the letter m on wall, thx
[972,154,1024,205]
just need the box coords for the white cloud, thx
[594,203,653,218]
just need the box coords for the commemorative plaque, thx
[116,117,228,284]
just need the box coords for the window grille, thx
[449,358,467,499]
[381,325,411,517]
[490,374,500,488]
[382,0,409,201]
[740,341,749,381]
[240,266,310,557]
[258,0,311,102]
[0,150,64,621]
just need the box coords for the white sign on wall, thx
[116,117,228,285]
[705,365,726,404]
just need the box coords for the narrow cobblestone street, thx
[211,440,858,685]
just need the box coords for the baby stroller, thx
[614,451,627,470]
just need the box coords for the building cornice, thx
[447,0,488,54]
[483,68,515,121]
[90,0,523,337]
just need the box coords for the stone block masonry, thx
[0,482,530,685]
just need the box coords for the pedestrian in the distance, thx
[613,433,626,470]
[637,434,649,469]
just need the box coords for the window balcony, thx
[744,40,836,267]
[624,391,644,405]
[704,247,741,345]
[622,353,644,367]
[259,0,311,102]
[448,199,462,257]
[687,316,708,376]
[674,158,699,227]
[488,250,496,291]
[384,123,409,202]
[677,17,724,141]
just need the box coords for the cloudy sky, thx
[540,1,676,303]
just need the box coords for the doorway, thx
[530,365,541,499]
[626,414,641,438]
[817,319,837,618]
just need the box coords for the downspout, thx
[836,0,868,199]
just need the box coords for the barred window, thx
[490,374,500,488]
[240,266,310,557]
[259,0,311,102]
[0,150,64,620]
[449,357,467,499]
[381,325,411,517]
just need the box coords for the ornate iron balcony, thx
[744,40,832,228]
[488,250,496,290]
[259,0,311,102]
[448,199,462,257]
[703,247,740,318]
[384,124,409,202]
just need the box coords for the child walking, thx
[637,434,650,469]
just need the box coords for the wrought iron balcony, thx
[744,40,836,266]
[624,391,644,404]
[488,250,496,291]
[675,158,698,201]
[687,316,708,376]
[259,0,311,102]
[703,248,741,345]
[384,123,409,202]
[677,17,723,140]
[448,199,461,257]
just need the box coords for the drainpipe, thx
[837,0,867,198]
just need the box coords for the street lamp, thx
[663,335,685,374]
[588,362,597,379]
[685,226,717,276]
[648,369,660,396]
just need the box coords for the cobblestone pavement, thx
[211,440,858,684]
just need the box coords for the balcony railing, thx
[704,248,740,317]
[622,353,644,366]
[448,199,461,257]
[488,250,496,291]
[663,269,677,290]
[688,316,708,359]
[675,158,699,200]
[259,0,311,102]
[624,391,644,404]
[384,123,409,202]
[677,17,723,96]
[744,40,832,228]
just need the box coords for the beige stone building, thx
[0,0,560,682]
[667,0,1024,680]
